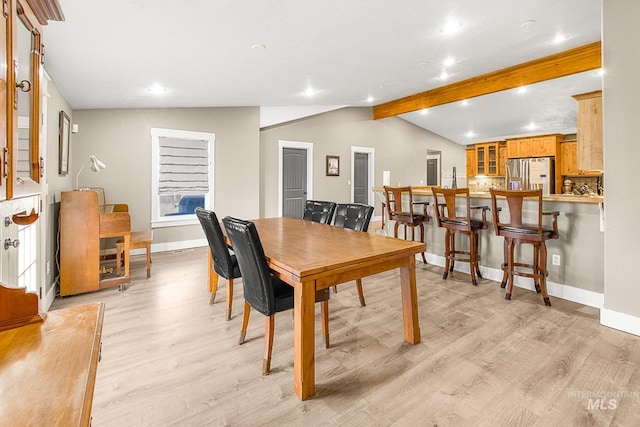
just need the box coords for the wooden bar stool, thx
[489,189,559,306]
[431,187,489,286]
[383,186,429,263]
[116,230,153,278]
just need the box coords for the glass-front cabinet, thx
[474,141,503,176]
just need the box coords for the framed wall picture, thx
[58,111,70,175]
[326,155,340,176]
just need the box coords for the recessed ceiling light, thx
[442,19,463,35]
[439,70,450,80]
[420,108,429,115]
[466,131,475,138]
[461,99,469,106]
[148,84,166,95]
[553,33,568,44]
[596,68,605,76]
[251,44,267,50]
[366,96,374,103]
[526,122,538,130]
[517,86,528,94]
[443,57,455,67]
[520,20,536,27]
[303,86,318,97]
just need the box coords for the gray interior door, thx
[283,148,307,218]
[354,152,368,204]
[427,158,438,185]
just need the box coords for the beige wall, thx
[603,0,640,319]
[70,107,260,246]
[260,107,466,218]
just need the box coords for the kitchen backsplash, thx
[467,176,506,192]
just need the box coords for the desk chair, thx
[196,208,241,320]
[332,203,374,305]
[489,189,559,306]
[431,187,489,286]
[383,186,429,263]
[302,200,337,224]
[223,216,331,375]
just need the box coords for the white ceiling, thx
[42,0,602,144]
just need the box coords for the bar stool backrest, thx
[431,187,472,230]
[489,189,544,237]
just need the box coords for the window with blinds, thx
[151,128,215,227]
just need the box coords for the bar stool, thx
[431,187,489,286]
[383,186,429,263]
[489,189,559,306]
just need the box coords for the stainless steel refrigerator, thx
[505,157,555,194]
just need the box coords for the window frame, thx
[150,127,215,228]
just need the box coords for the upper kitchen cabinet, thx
[465,147,477,178]
[573,90,603,172]
[475,141,504,176]
[506,134,562,159]
[2,0,63,200]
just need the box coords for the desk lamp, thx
[75,155,106,190]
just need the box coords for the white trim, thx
[423,252,604,309]
[601,308,640,337]
[278,140,313,217]
[148,238,207,254]
[350,146,375,206]
[150,128,215,227]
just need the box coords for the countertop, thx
[373,187,604,204]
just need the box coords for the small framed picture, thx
[326,155,340,176]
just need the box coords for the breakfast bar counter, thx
[374,186,604,305]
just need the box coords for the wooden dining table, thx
[209,216,425,400]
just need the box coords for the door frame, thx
[350,146,375,205]
[278,140,313,217]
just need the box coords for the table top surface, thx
[0,303,105,426]
[251,217,424,281]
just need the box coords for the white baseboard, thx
[420,253,604,309]
[600,308,640,337]
[139,238,208,255]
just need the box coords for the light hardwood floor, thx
[52,246,640,426]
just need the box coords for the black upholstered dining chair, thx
[195,208,241,320]
[222,216,331,375]
[302,200,337,224]
[332,203,375,305]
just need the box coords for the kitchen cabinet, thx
[465,147,477,178]
[498,145,506,176]
[560,141,579,175]
[573,91,603,171]
[559,140,602,177]
[506,134,562,159]
[475,141,503,176]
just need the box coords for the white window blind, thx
[158,136,209,194]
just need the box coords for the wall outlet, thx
[552,254,561,266]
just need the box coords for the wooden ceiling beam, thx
[372,41,602,120]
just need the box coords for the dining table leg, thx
[400,256,421,344]
[293,279,316,400]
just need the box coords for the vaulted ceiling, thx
[42,0,602,144]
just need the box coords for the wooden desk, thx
[212,217,425,400]
[0,303,105,426]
